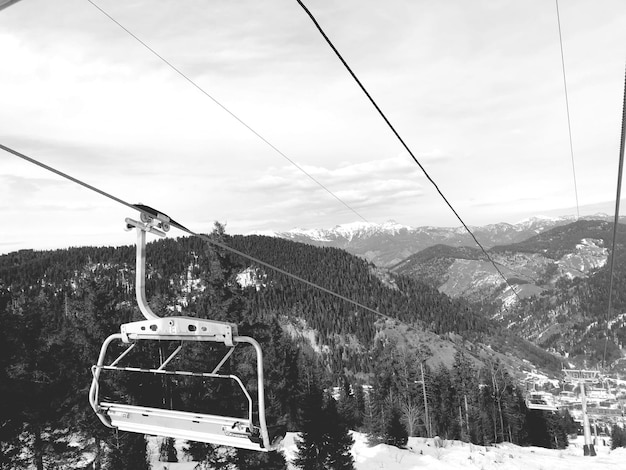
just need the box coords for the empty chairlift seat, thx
[101,402,264,451]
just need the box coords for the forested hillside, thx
[501,249,626,369]
[229,235,488,356]
[0,229,571,469]
[387,220,626,372]
[491,219,625,259]
[392,220,622,320]
[488,221,626,369]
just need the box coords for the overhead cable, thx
[0,0,23,12]
[295,0,521,302]
[85,0,369,224]
[602,66,626,369]
[555,0,580,220]
[0,143,393,323]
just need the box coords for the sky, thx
[1,0,626,254]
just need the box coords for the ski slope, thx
[150,432,625,469]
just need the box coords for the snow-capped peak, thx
[252,221,413,243]
[330,220,409,240]
[249,229,279,237]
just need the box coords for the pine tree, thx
[294,387,355,470]
[183,442,234,469]
[363,387,385,445]
[233,448,288,469]
[2,289,84,470]
[477,378,496,446]
[69,278,130,470]
[548,411,571,449]
[159,437,178,462]
[106,433,150,470]
[451,351,476,442]
[337,376,358,429]
[430,366,458,439]
[353,384,366,430]
[500,386,527,445]
[385,406,408,448]
[323,398,355,470]
[0,291,27,470]
[294,386,326,470]
[524,410,552,448]
[611,424,626,449]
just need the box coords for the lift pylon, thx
[564,369,600,457]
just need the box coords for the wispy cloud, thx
[2,0,626,252]
[226,155,435,230]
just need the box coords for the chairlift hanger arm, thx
[132,203,188,231]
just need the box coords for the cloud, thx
[3,0,626,251]
[247,152,448,191]
[249,155,424,189]
[226,155,434,231]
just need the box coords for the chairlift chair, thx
[525,391,558,412]
[89,207,284,451]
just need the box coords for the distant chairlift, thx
[525,390,558,412]
[89,206,285,451]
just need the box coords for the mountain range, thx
[257,214,620,268]
[256,215,626,373]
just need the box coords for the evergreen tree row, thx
[334,346,576,451]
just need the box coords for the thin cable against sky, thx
[0,0,22,12]
[85,0,369,224]
[602,66,626,368]
[295,0,521,302]
[555,0,580,220]
[0,142,394,323]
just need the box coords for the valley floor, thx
[150,432,625,470]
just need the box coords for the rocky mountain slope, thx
[391,220,611,307]
[390,219,626,370]
[258,215,617,267]
[250,217,626,370]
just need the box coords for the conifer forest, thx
[0,229,582,469]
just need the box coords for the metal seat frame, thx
[525,398,558,412]
[89,212,281,451]
[525,391,558,412]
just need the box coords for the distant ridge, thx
[253,214,619,267]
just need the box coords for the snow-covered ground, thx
[150,432,625,470]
